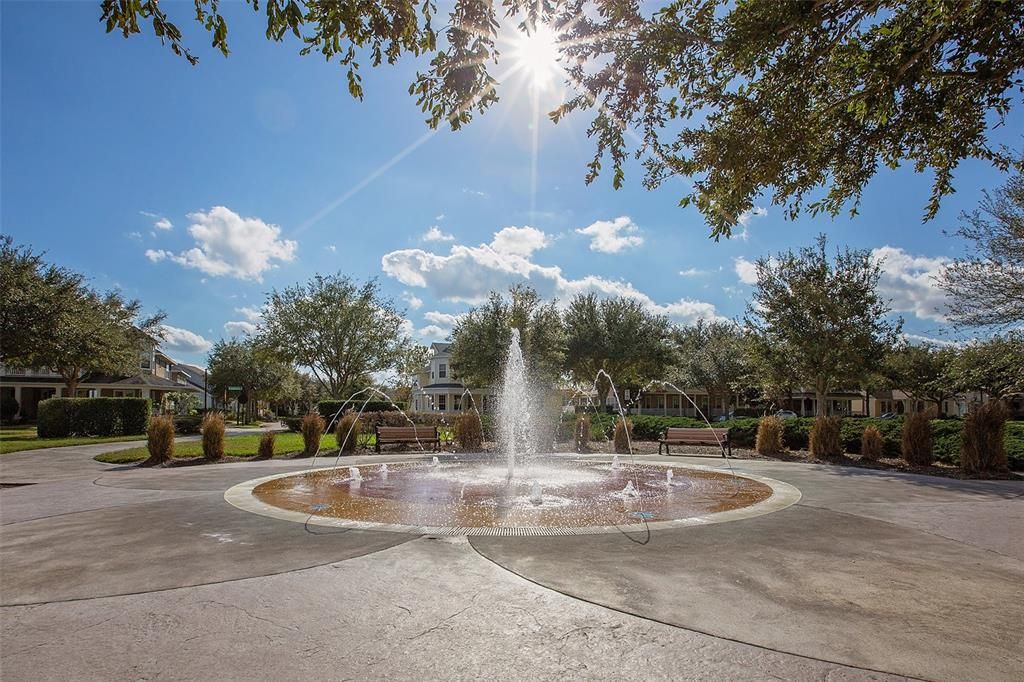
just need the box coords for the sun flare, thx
[509,22,562,89]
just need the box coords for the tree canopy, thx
[0,236,164,393]
[745,234,901,416]
[562,293,673,403]
[940,167,1024,329]
[881,342,958,414]
[101,0,1024,237]
[946,333,1024,398]
[258,274,410,398]
[449,285,564,389]
[671,320,753,410]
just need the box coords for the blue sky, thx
[2,2,1020,367]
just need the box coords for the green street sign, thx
[228,385,243,391]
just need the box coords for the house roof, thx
[173,363,208,389]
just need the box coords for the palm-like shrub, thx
[613,417,633,454]
[901,410,934,465]
[256,431,276,460]
[755,416,784,455]
[143,414,175,466]
[574,416,591,452]
[201,411,225,461]
[455,410,483,450]
[809,416,842,459]
[961,401,1009,476]
[860,426,884,461]
[301,412,325,456]
[335,412,361,453]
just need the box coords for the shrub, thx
[318,399,405,418]
[142,415,175,466]
[1,397,19,422]
[861,426,884,461]
[36,397,150,437]
[901,410,934,465]
[282,416,303,432]
[201,411,226,461]
[809,416,842,459]
[172,415,203,435]
[256,431,276,461]
[613,417,633,454]
[455,410,484,450]
[301,412,325,456]
[574,416,592,452]
[755,416,785,455]
[335,412,361,453]
[961,401,1009,476]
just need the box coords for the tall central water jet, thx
[497,328,533,479]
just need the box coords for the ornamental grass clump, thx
[335,412,361,453]
[255,431,276,461]
[613,417,633,454]
[860,426,884,461]
[901,410,934,466]
[201,411,225,461]
[455,410,483,450]
[301,412,325,457]
[961,401,1009,477]
[809,416,842,459]
[755,415,784,455]
[143,414,175,466]
[574,416,591,452]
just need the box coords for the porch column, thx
[13,385,22,418]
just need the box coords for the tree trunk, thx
[815,379,828,417]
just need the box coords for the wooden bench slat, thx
[658,427,731,457]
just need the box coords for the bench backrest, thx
[664,427,728,440]
[376,425,438,440]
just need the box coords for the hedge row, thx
[317,400,407,418]
[584,414,1022,469]
[285,410,495,441]
[37,397,150,437]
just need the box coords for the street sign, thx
[228,385,242,392]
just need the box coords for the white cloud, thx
[326,244,337,253]
[141,211,173,231]
[417,325,450,341]
[462,188,487,197]
[402,292,424,310]
[423,226,455,242]
[903,333,958,347]
[872,246,950,322]
[145,206,297,281]
[224,320,258,336]
[575,216,643,253]
[736,206,767,240]
[423,311,463,328]
[127,231,143,242]
[381,227,724,325]
[490,226,550,257]
[734,257,759,285]
[159,325,212,353]
[435,214,446,221]
[678,268,707,277]
[235,306,263,322]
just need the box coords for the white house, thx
[409,342,496,413]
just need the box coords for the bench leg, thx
[658,442,663,455]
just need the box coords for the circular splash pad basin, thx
[226,457,800,536]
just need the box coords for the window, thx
[439,363,447,379]
[437,395,447,411]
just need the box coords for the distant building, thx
[409,342,496,413]
[0,342,199,420]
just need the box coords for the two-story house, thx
[0,341,200,421]
[409,342,496,413]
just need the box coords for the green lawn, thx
[94,432,374,464]
[0,426,148,455]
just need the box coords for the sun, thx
[508,22,562,89]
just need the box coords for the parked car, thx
[879,412,899,420]
[774,410,799,419]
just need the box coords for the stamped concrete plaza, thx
[1,440,1021,681]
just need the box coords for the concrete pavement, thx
[1,445,1021,680]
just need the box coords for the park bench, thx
[658,427,731,457]
[374,425,440,453]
